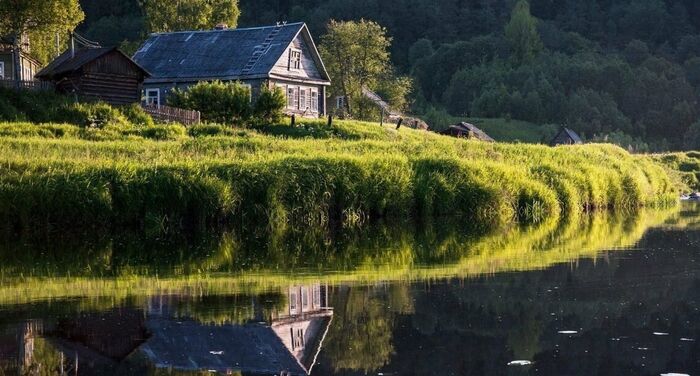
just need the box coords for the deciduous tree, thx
[141,0,240,33]
[505,0,543,64]
[0,0,84,79]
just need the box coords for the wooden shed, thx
[550,127,583,146]
[441,122,495,142]
[36,47,149,105]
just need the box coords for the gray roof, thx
[443,122,495,142]
[551,127,583,145]
[133,23,330,83]
[36,47,149,80]
[140,316,332,376]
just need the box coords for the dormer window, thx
[289,49,301,70]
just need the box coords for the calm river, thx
[0,204,699,375]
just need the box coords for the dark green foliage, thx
[121,103,155,127]
[168,81,252,124]
[252,86,286,123]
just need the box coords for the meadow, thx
[0,117,680,234]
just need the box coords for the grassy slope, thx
[462,118,557,143]
[652,151,700,191]
[0,119,680,232]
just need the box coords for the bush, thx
[168,81,252,124]
[253,86,286,123]
[56,102,129,128]
[121,103,155,127]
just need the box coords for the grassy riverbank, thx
[0,119,679,233]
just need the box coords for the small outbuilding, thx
[550,127,583,146]
[441,122,495,142]
[36,46,149,105]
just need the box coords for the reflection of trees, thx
[323,284,418,373]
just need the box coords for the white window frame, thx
[289,48,302,71]
[311,89,318,112]
[289,291,298,314]
[299,88,307,111]
[336,96,345,109]
[145,88,160,106]
[241,83,252,103]
[0,62,5,79]
[301,287,309,310]
[287,87,296,109]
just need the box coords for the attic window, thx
[289,49,301,70]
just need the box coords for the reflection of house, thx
[141,284,332,375]
[0,35,41,82]
[441,122,495,142]
[36,46,150,105]
[550,127,583,146]
[133,23,331,117]
[10,284,333,376]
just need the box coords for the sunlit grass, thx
[0,119,680,233]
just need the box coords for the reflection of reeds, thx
[0,205,681,307]
[0,120,679,234]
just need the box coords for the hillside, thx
[69,0,700,151]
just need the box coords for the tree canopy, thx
[0,0,84,64]
[141,0,240,33]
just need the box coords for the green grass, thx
[0,119,680,233]
[463,117,559,143]
[652,151,700,191]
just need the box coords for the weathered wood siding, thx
[56,51,145,105]
[270,33,324,81]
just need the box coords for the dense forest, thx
[73,1,700,149]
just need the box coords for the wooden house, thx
[35,47,149,105]
[132,22,331,118]
[441,122,495,142]
[0,35,41,82]
[550,127,583,146]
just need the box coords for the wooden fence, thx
[141,104,201,125]
[0,79,53,91]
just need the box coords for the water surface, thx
[0,205,699,375]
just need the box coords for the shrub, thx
[56,102,129,128]
[253,86,286,123]
[121,103,155,127]
[168,81,252,124]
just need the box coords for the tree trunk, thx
[12,33,22,89]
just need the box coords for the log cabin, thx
[132,22,331,118]
[35,47,150,105]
